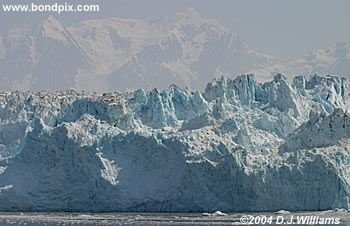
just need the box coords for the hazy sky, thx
[1,0,350,58]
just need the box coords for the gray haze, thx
[1,0,350,58]
[1,0,350,91]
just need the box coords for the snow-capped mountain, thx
[0,9,349,92]
[0,16,90,91]
[307,42,350,76]
[0,74,349,212]
[250,42,350,80]
[0,10,290,91]
[105,9,274,90]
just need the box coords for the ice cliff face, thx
[0,74,349,212]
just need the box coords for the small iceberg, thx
[334,208,347,212]
[275,210,290,214]
[203,211,228,217]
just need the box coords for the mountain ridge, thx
[0,10,349,92]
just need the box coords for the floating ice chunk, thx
[203,211,228,216]
[275,210,291,214]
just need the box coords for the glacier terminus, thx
[0,73,349,212]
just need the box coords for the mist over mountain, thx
[0,9,349,92]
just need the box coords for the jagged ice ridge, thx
[0,74,349,212]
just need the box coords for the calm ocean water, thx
[1,211,350,225]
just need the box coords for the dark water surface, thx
[1,211,350,225]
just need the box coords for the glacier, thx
[0,74,349,212]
